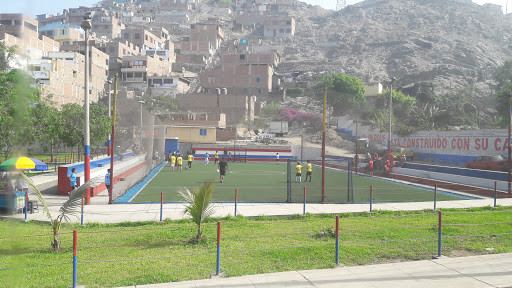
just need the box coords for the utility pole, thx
[81,13,92,205]
[322,86,327,203]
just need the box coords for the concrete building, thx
[160,0,195,10]
[144,48,175,62]
[121,27,166,50]
[364,83,383,97]
[67,7,124,39]
[30,50,109,107]
[121,55,172,83]
[179,23,224,55]
[38,23,85,46]
[160,112,226,128]
[36,11,68,28]
[147,74,191,96]
[164,125,217,144]
[263,16,295,38]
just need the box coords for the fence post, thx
[370,186,373,213]
[80,198,84,226]
[335,215,339,265]
[160,192,163,222]
[303,186,306,216]
[434,183,437,211]
[494,181,497,208]
[73,229,78,288]
[437,210,442,258]
[216,221,221,275]
[24,191,28,222]
[234,189,238,217]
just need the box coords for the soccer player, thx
[188,153,194,168]
[368,159,374,176]
[218,157,228,183]
[305,161,312,182]
[170,154,176,172]
[214,151,219,164]
[295,161,303,183]
[276,153,279,164]
[205,152,209,165]
[177,155,183,172]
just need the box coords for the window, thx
[286,28,291,33]
[104,25,109,29]
[109,57,116,63]
[93,25,98,29]
[255,76,263,83]
[145,35,148,40]
[47,31,53,36]
[135,33,140,39]
[286,20,291,25]
[62,41,70,45]
[200,129,207,136]
[207,76,215,83]
[240,54,245,60]
[279,29,284,33]
[40,31,45,35]
[124,33,129,39]
[61,29,67,35]
[123,48,126,55]
[164,79,173,84]
[157,51,165,56]
[190,24,195,29]
[258,88,262,94]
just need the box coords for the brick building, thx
[147,74,191,96]
[94,40,143,75]
[67,7,124,39]
[38,23,85,46]
[263,16,295,38]
[121,55,172,83]
[120,27,166,50]
[200,52,281,96]
[178,23,224,55]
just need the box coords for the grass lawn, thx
[1,206,511,288]
[132,162,463,203]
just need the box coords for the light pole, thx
[81,12,92,205]
[107,76,113,156]
[388,77,396,154]
[138,100,145,127]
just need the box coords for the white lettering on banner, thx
[362,130,510,156]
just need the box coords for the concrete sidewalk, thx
[119,253,512,288]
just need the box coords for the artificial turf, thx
[130,161,464,203]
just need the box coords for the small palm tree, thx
[177,180,215,239]
[16,173,91,251]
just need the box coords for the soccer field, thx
[126,161,467,203]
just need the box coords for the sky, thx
[0,0,509,17]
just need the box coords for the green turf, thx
[131,162,464,203]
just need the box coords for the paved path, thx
[118,253,512,288]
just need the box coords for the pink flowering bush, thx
[280,107,322,129]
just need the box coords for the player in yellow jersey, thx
[177,155,183,171]
[170,154,176,172]
[305,160,312,182]
[295,161,303,183]
[214,151,219,164]
[187,153,194,168]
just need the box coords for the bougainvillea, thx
[280,107,322,129]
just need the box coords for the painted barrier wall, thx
[192,147,293,161]
[360,129,508,166]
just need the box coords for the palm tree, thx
[16,173,91,251]
[177,180,215,239]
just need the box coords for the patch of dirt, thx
[446,249,479,258]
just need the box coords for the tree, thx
[59,103,84,159]
[16,173,90,250]
[140,93,180,121]
[89,102,111,147]
[494,61,512,127]
[0,70,39,160]
[315,73,365,115]
[32,96,61,162]
[261,102,282,120]
[0,42,19,72]
[178,181,215,239]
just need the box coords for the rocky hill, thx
[275,0,512,99]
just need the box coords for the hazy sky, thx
[0,0,509,17]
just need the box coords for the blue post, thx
[73,230,78,287]
[216,221,221,275]
[303,186,306,216]
[370,186,373,213]
[437,211,442,257]
[433,183,437,211]
[234,189,238,217]
[24,192,28,222]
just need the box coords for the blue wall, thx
[403,162,508,182]
[65,152,135,175]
